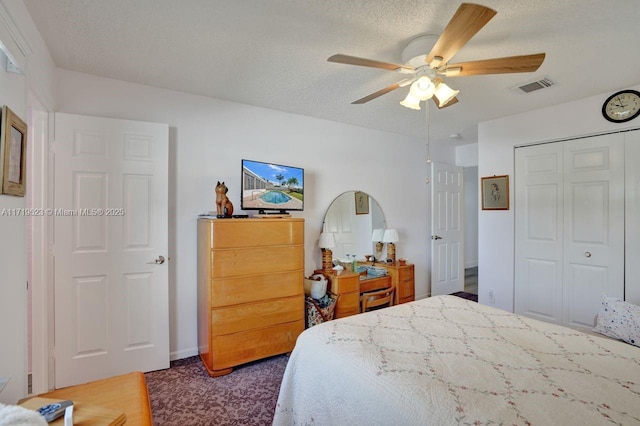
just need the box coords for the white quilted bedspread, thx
[272,295,640,425]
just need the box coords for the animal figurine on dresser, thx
[215,181,234,218]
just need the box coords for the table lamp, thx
[371,228,385,261]
[383,229,399,262]
[319,232,336,271]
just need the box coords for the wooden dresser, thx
[197,217,305,376]
[322,271,361,319]
[320,262,414,319]
[323,262,415,319]
[382,262,415,304]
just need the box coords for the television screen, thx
[241,159,304,213]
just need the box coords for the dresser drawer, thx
[211,219,303,248]
[334,292,360,318]
[397,278,415,300]
[399,295,415,304]
[398,265,414,281]
[328,274,359,294]
[211,245,303,278]
[211,320,303,370]
[211,270,302,307]
[211,295,303,335]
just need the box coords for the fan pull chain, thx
[425,101,431,164]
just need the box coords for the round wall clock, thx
[602,89,640,123]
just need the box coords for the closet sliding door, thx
[515,133,625,328]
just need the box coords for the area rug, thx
[450,291,478,302]
[145,354,288,425]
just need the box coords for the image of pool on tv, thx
[241,160,304,211]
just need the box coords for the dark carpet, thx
[451,291,478,302]
[145,355,288,425]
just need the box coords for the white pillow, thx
[593,296,640,347]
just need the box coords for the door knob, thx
[584,252,592,258]
[432,235,443,240]
[147,255,166,264]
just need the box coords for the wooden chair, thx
[361,287,395,312]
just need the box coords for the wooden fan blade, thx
[352,82,403,104]
[432,95,459,109]
[426,3,497,65]
[446,53,546,76]
[328,54,414,72]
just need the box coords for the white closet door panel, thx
[565,263,609,328]
[519,258,559,320]
[515,143,563,323]
[625,131,640,305]
[562,135,624,326]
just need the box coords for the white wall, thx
[56,69,451,359]
[0,49,28,405]
[0,0,55,404]
[478,83,640,311]
[463,166,478,269]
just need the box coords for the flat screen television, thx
[241,159,304,214]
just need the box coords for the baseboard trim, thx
[171,347,198,361]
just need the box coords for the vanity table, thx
[372,261,415,305]
[315,270,392,319]
[320,190,416,317]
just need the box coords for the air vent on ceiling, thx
[511,77,555,94]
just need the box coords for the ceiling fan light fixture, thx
[400,92,421,110]
[433,81,459,107]
[443,67,462,77]
[409,76,435,101]
[429,56,443,69]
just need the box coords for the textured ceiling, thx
[24,0,640,147]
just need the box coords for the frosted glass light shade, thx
[433,82,459,107]
[319,232,336,249]
[382,229,399,243]
[400,92,421,110]
[409,76,435,101]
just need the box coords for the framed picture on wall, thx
[354,191,369,215]
[481,175,509,210]
[0,106,28,197]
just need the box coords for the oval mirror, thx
[322,191,386,261]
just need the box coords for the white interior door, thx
[562,135,624,328]
[431,162,464,296]
[324,193,354,260]
[515,142,564,323]
[515,134,624,328]
[53,113,169,388]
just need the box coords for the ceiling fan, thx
[327,3,545,110]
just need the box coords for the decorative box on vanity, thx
[197,217,305,377]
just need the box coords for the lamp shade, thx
[382,229,399,243]
[433,81,459,108]
[400,92,421,110]
[319,232,336,249]
[371,228,385,242]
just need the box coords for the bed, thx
[272,295,640,425]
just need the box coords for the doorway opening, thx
[463,166,478,296]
